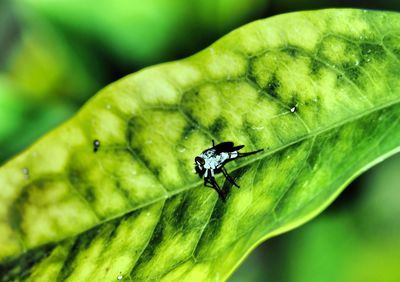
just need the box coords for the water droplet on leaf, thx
[251,126,264,130]
[176,144,186,153]
[22,167,29,179]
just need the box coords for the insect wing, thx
[231,145,245,151]
[212,142,237,153]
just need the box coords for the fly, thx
[194,140,263,201]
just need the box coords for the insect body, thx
[194,140,263,201]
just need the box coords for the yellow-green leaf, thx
[2,8,400,281]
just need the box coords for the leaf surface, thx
[2,9,400,281]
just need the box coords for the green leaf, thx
[2,8,400,281]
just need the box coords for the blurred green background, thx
[0,0,399,281]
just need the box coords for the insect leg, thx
[221,167,240,188]
[203,170,214,188]
[212,139,215,147]
[204,176,226,201]
[209,177,226,201]
[204,178,212,187]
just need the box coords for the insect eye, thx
[195,156,205,165]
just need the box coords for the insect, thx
[194,140,263,201]
[93,139,100,152]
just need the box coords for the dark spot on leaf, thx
[133,224,164,265]
[282,46,299,57]
[68,169,81,185]
[172,196,191,229]
[114,179,131,203]
[310,58,324,76]
[192,201,228,258]
[210,117,226,136]
[150,226,164,247]
[342,62,361,82]
[382,34,400,61]
[9,179,59,242]
[126,118,135,145]
[59,230,99,279]
[181,124,195,141]
[246,57,258,83]
[83,186,96,202]
[273,149,286,162]
[359,43,386,65]
[93,139,100,152]
[306,146,319,170]
[266,74,280,98]
[335,73,347,88]
[68,166,98,204]
[8,198,23,239]
[0,243,54,281]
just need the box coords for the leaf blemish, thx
[266,74,280,98]
[93,139,101,152]
[282,46,299,57]
[210,117,226,136]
